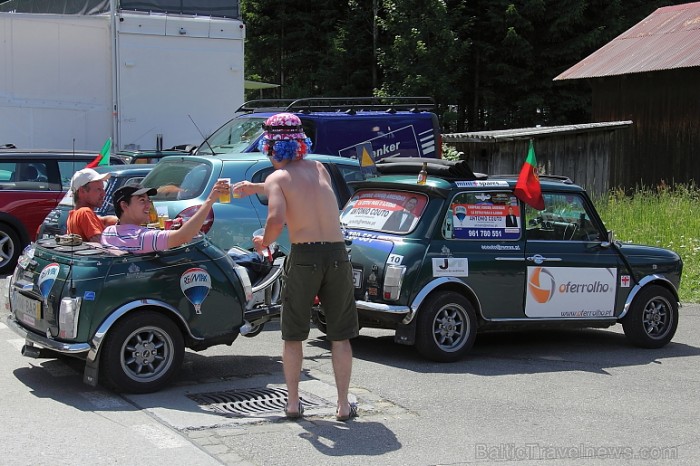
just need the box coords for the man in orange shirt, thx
[67,168,117,242]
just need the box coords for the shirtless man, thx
[238,113,359,421]
[67,168,118,242]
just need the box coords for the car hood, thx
[616,242,683,287]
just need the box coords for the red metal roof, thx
[555,2,700,80]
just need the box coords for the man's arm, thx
[99,215,118,227]
[232,181,265,198]
[253,174,286,252]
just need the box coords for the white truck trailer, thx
[0,0,245,151]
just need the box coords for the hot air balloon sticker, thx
[453,205,467,226]
[180,267,211,314]
[38,263,60,298]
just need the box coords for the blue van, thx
[195,97,442,160]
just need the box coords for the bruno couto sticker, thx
[180,267,211,314]
[525,266,616,318]
[38,263,60,298]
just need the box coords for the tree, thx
[376,0,470,128]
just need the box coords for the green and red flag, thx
[86,138,112,168]
[514,139,545,210]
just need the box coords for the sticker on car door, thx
[525,266,616,318]
[432,258,469,277]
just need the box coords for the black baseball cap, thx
[113,185,158,212]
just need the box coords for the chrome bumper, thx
[5,314,90,355]
[355,300,411,315]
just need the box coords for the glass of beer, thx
[218,178,231,203]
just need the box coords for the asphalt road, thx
[2,275,699,465]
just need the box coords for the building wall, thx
[452,132,615,197]
[591,68,700,190]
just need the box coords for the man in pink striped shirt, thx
[101,181,228,253]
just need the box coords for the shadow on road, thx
[309,326,700,376]
[298,419,401,457]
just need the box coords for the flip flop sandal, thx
[335,402,358,421]
[284,400,304,419]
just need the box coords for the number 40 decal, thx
[387,254,403,265]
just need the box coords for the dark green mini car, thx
[321,159,683,362]
[6,236,283,393]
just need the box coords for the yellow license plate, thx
[13,292,42,321]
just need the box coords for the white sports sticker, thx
[432,258,469,277]
[455,180,509,188]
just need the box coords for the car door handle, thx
[526,254,562,264]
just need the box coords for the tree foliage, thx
[241,0,683,131]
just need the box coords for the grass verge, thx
[594,184,700,303]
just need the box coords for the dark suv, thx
[0,150,125,273]
[195,96,442,160]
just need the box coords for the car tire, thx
[621,285,678,348]
[415,291,477,362]
[100,311,184,393]
[311,306,328,334]
[0,223,21,275]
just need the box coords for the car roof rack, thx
[235,96,437,114]
[374,157,488,180]
[489,174,574,184]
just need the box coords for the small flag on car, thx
[86,138,112,168]
[514,139,545,210]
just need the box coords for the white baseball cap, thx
[71,168,110,191]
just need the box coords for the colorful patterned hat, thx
[258,113,312,162]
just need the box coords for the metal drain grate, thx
[187,387,331,417]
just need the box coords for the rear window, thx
[143,160,213,201]
[340,189,428,234]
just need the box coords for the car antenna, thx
[187,114,218,155]
[69,138,76,297]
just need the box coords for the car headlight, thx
[383,265,406,301]
[58,297,82,339]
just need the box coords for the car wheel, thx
[415,291,477,362]
[0,224,20,274]
[621,285,678,348]
[311,306,328,334]
[100,311,184,393]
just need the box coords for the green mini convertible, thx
[317,159,683,362]
[6,236,283,393]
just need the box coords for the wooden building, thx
[443,121,631,197]
[554,2,700,190]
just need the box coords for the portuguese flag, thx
[514,139,545,210]
[86,138,112,168]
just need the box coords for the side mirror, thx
[601,230,614,248]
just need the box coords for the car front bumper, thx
[5,314,90,356]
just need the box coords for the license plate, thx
[352,269,363,288]
[13,292,42,322]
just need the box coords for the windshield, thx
[197,117,266,155]
[142,160,213,201]
[340,189,428,234]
